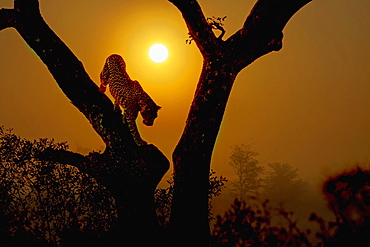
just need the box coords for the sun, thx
[149,44,168,63]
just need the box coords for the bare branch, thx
[6,0,137,150]
[169,0,219,56]
[226,0,312,70]
[36,148,89,169]
[0,8,16,31]
[36,148,108,181]
[242,0,311,35]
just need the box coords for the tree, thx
[262,163,308,208]
[0,0,311,245]
[228,144,264,200]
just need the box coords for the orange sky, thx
[1,0,369,191]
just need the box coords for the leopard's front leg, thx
[123,114,147,146]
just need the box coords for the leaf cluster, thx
[154,179,174,227]
[185,32,194,45]
[206,16,227,30]
[186,15,227,44]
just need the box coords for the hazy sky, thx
[1,0,369,189]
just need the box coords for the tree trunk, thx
[171,57,237,245]
[169,0,311,245]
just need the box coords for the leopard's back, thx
[101,54,160,125]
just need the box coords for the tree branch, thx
[169,0,219,56]
[242,0,311,34]
[9,0,138,151]
[38,144,169,189]
[0,8,16,31]
[226,0,312,70]
[37,148,90,169]
[3,0,170,187]
[1,1,170,242]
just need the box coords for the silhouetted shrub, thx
[211,167,370,246]
[321,167,370,246]
[210,198,311,247]
[0,127,116,246]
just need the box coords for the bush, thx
[0,127,116,246]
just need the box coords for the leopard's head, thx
[107,54,126,71]
[139,102,161,126]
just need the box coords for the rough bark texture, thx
[1,0,311,245]
[169,0,311,245]
[1,0,169,244]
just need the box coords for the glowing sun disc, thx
[149,44,168,63]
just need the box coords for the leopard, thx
[99,54,161,146]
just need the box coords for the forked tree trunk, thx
[169,0,311,245]
[0,0,312,246]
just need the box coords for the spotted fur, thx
[99,54,161,146]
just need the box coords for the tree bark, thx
[169,0,311,245]
[1,0,169,244]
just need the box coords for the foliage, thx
[154,169,227,226]
[185,32,194,45]
[228,144,264,200]
[320,167,370,246]
[154,179,174,227]
[212,167,370,246]
[186,15,227,44]
[210,198,311,247]
[0,126,116,246]
[209,170,228,220]
[207,16,227,39]
[206,16,227,28]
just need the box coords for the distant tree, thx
[228,144,264,200]
[262,162,308,207]
[0,0,311,245]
